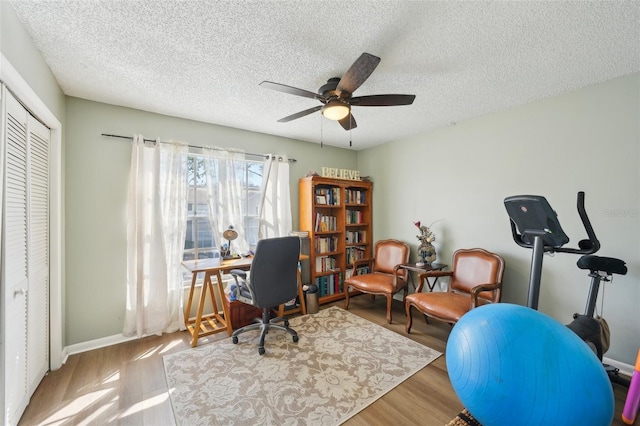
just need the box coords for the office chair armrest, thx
[416,271,453,293]
[230,269,256,304]
[469,282,502,309]
[230,269,247,279]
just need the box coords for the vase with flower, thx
[414,221,436,266]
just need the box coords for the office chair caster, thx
[232,336,239,344]
[258,347,265,355]
[293,335,299,343]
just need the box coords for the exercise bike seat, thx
[577,255,627,276]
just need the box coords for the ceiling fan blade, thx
[277,105,322,122]
[350,94,416,106]
[260,81,323,100]
[336,53,381,95]
[338,113,357,131]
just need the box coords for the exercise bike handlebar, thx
[508,191,600,255]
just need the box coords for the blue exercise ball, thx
[446,303,613,426]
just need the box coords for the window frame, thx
[182,153,263,264]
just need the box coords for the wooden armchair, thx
[405,248,505,333]
[344,239,410,323]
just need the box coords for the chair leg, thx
[232,322,262,339]
[386,295,393,324]
[405,302,413,333]
[232,308,299,355]
[344,286,351,310]
[258,323,268,355]
[269,317,299,340]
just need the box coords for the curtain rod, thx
[101,133,296,162]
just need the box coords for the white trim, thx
[603,356,633,377]
[65,334,141,357]
[0,53,65,370]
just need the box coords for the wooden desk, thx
[182,255,308,347]
[182,257,253,347]
[398,262,447,292]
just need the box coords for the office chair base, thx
[232,316,298,355]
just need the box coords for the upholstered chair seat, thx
[407,291,494,324]
[405,248,505,333]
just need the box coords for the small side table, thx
[399,262,447,292]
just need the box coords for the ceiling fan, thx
[260,53,416,131]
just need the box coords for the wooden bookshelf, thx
[299,176,373,304]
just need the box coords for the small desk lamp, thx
[222,226,239,259]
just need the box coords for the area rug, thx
[163,306,441,425]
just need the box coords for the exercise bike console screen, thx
[504,195,570,249]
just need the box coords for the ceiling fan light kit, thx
[260,52,416,135]
[322,99,350,120]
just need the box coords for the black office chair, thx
[230,236,301,355]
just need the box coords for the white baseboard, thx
[603,356,634,377]
[64,333,142,358]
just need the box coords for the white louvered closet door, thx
[3,88,29,426]
[27,108,49,395]
[1,88,50,426]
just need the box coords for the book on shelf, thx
[346,209,364,224]
[345,267,354,279]
[346,246,366,264]
[346,230,367,244]
[314,213,337,232]
[345,265,370,279]
[314,236,338,253]
[314,187,341,205]
[314,272,344,297]
[315,255,338,273]
[346,189,366,204]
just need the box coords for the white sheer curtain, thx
[202,147,250,255]
[123,135,189,337]
[258,155,292,238]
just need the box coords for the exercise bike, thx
[504,192,628,384]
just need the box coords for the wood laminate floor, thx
[19,296,631,425]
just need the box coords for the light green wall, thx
[358,73,640,365]
[1,1,65,118]
[64,97,357,344]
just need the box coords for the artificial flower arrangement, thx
[414,221,437,265]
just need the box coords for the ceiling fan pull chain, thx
[320,114,324,148]
[349,116,353,147]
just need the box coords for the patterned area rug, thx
[163,306,441,425]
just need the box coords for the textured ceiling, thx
[8,0,640,150]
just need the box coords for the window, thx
[182,155,263,262]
